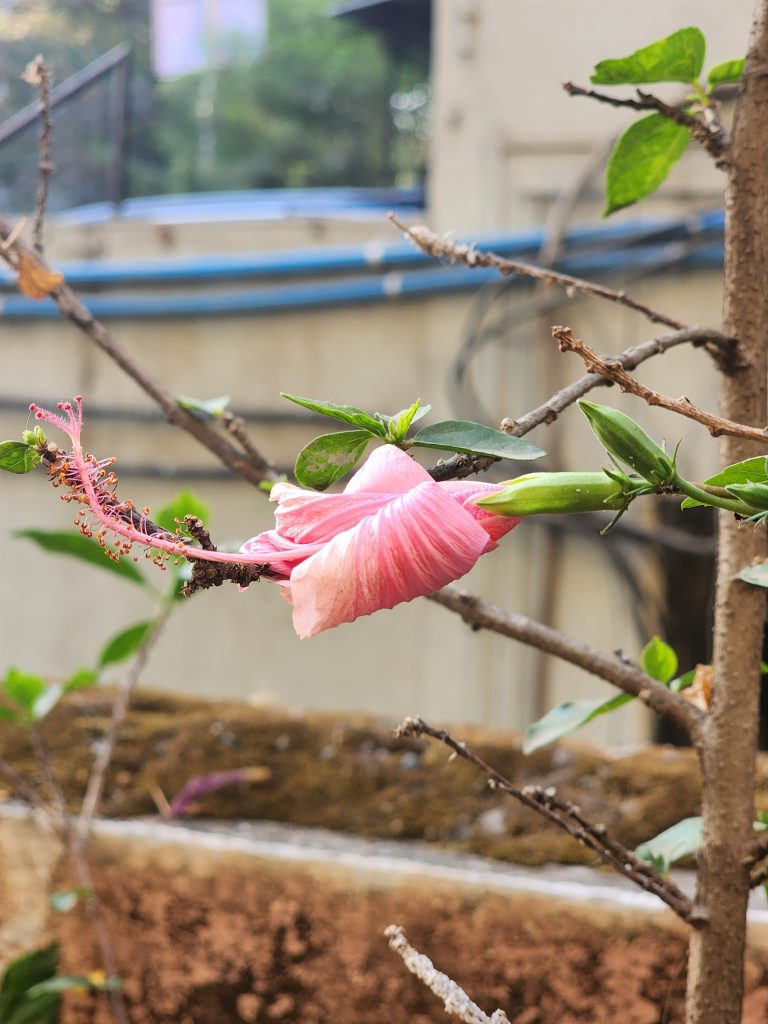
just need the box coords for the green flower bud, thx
[476,471,627,516]
[578,401,675,486]
[725,482,768,511]
[22,425,47,447]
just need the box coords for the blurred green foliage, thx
[0,0,428,210]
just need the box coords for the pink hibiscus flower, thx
[30,399,520,639]
[240,445,520,637]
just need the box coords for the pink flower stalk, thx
[240,444,521,637]
[31,397,271,570]
[33,398,520,636]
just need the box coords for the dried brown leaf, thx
[17,249,63,299]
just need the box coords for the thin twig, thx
[563,81,729,161]
[389,213,686,329]
[0,756,47,812]
[21,56,53,254]
[75,604,173,845]
[554,325,768,444]
[741,827,768,868]
[429,587,705,744]
[396,718,699,923]
[30,730,130,1022]
[385,925,511,1024]
[428,326,740,482]
[0,215,277,488]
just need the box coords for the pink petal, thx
[239,530,325,578]
[286,480,491,638]
[272,485,395,544]
[344,443,431,494]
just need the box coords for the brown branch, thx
[396,717,698,923]
[385,924,511,1024]
[0,215,278,488]
[429,587,705,744]
[563,81,729,161]
[389,213,686,329]
[21,56,53,254]
[554,325,768,444]
[428,326,741,482]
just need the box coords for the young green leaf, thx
[294,430,372,490]
[15,530,148,588]
[50,888,93,913]
[63,668,99,692]
[604,114,691,216]
[386,400,431,443]
[681,456,768,508]
[31,684,64,722]
[98,621,153,669]
[154,490,210,534]
[636,816,702,873]
[0,441,41,475]
[591,27,706,85]
[410,421,546,461]
[3,668,46,713]
[522,693,631,753]
[640,636,678,683]
[740,560,768,588]
[177,394,231,420]
[281,393,387,437]
[707,57,745,89]
[670,667,697,692]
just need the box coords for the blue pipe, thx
[0,239,723,322]
[0,209,724,291]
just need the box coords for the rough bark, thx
[685,5,768,1021]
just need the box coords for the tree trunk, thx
[685,4,768,1021]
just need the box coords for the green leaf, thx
[281,393,386,437]
[154,489,210,534]
[15,529,148,588]
[63,668,99,692]
[635,816,702,873]
[26,976,99,996]
[640,636,678,683]
[682,457,768,508]
[0,705,21,723]
[386,400,431,443]
[410,421,546,461]
[591,27,706,85]
[177,394,231,419]
[522,693,631,753]
[31,685,64,722]
[1,945,58,996]
[98,621,152,669]
[50,888,93,913]
[1,990,61,1024]
[3,668,46,713]
[670,668,696,692]
[707,57,745,89]
[740,560,768,588]
[604,114,691,216]
[0,441,41,475]
[294,430,372,490]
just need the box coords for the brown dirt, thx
[51,851,768,1024]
